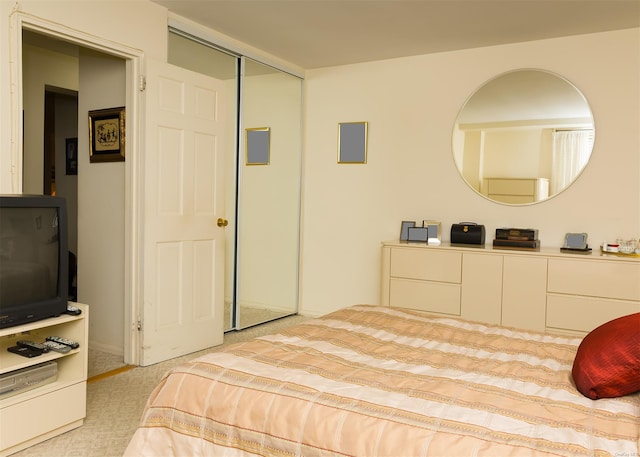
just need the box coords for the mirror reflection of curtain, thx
[551,130,594,194]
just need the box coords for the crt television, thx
[0,194,69,329]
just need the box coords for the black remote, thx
[46,336,79,349]
[17,340,50,353]
[8,346,42,358]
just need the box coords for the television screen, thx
[0,207,60,305]
[0,195,68,328]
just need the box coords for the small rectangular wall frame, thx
[246,127,270,165]
[338,122,368,163]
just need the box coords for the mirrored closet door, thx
[236,58,302,329]
[168,32,303,331]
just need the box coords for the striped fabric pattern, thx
[125,305,639,457]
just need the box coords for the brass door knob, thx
[217,218,229,227]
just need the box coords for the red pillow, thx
[572,313,640,399]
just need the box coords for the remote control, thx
[65,305,82,316]
[43,340,71,353]
[17,340,50,353]
[46,336,79,349]
[8,346,42,358]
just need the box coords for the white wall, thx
[300,28,640,317]
[21,43,78,193]
[78,48,126,353]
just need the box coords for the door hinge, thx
[139,75,146,92]
[137,319,143,331]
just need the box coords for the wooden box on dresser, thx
[381,241,639,335]
[0,303,88,456]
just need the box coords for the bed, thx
[124,305,640,456]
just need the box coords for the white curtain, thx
[551,130,594,194]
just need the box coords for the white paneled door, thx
[141,60,226,366]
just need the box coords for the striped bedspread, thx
[125,305,639,456]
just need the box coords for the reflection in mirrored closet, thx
[237,58,302,329]
[168,32,302,331]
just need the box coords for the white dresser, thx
[381,241,639,335]
[481,178,549,203]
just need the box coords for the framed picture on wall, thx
[246,127,270,165]
[338,121,368,164]
[88,106,125,163]
[65,137,78,175]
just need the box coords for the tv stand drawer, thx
[0,382,86,452]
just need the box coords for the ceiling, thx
[150,0,640,69]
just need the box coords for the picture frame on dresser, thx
[407,227,428,242]
[400,221,416,241]
[564,232,588,249]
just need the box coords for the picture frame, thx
[400,221,416,241]
[407,227,428,243]
[65,137,78,175]
[564,232,588,249]
[423,220,442,245]
[246,127,270,165]
[338,122,368,163]
[88,107,125,163]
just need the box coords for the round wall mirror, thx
[452,69,595,205]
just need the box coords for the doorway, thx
[21,28,132,371]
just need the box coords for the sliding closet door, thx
[167,32,303,331]
[236,58,303,329]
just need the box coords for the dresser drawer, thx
[548,259,640,301]
[390,248,461,283]
[390,278,461,315]
[487,178,535,196]
[487,194,534,204]
[546,294,640,333]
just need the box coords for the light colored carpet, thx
[11,314,309,457]
[84,304,295,380]
[225,303,295,331]
[88,348,127,379]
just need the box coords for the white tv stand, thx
[0,303,88,456]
